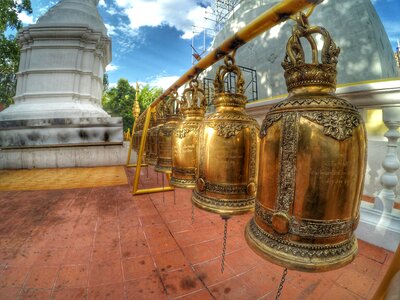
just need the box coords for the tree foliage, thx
[0,0,32,107]
[102,78,162,132]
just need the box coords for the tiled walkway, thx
[0,167,393,299]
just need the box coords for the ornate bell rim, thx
[245,219,358,272]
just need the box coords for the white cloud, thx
[98,0,106,7]
[106,63,119,72]
[18,11,34,25]
[105,23,116,35]
[114,0,214,40]
[149,75,180,90]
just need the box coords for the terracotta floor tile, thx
[55,265,88,289]
[0,266,30,287]
[89,260,122,286]
[0,287,20,299]
[161,267,203,298]
[140,214,164,226]
[91,241,120,262]
[19,288,52,300]
[119,225,145,243]
[193,258,235,286]
[34,247,68,266]
[24,266,59,289]
[51,288,87,300]
[240,265,280,298]
[336,269,375,298]
[124,274,167,300]
[147,236,179,254]
[289,271,334,300]
[321,283,363,300]
[351,254,383,280]
[143,224,172,240]
[154,249,189,273]
[209,276,257,300]
[120,239,150,258]
[122,255,156,281]
[64,247,92,265]
[166,221,193,233]
[224,248,261,274]
[72,233,94,249]
[182,241,219,265]
[88,282,125,300]
[174,288,214,300]
[357,240,388,264]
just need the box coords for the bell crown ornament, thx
[282,12,340,93]
[155,101,166,125]
[165,91,180,119]
[213,55,247,108]
[181,79,207,113]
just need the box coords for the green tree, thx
[0,0,32,107]
[102,78,162,132]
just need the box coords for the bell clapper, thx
[220,215,231,274]
[275,268,288,300]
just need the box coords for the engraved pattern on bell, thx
[245,13,367,272]
[155,92,180,173]
[171,79,206,189]
[191,55,260,216]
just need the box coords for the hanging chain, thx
[191,203,195,224]
[220,216,230,274]
[275,268,288,300]
[162,174,165,203]
[173,189,176,205]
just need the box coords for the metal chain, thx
[221,217,229,274]
[191,203,195,224]
[162,174,165,203]
[275,268,288,300]
[173,189,176,205]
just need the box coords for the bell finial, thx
[181,79,206,111]
[214,55,245,95]
[165,91,180,118]
[282,12,340,92]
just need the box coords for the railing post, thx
[374,107,400,213]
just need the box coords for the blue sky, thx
[19,0,400,90]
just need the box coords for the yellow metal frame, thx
[129,0,320,194]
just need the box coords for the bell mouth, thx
[214,93,247,108]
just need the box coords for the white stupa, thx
[0,0,122,148]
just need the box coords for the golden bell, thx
[245,13,367,272]
[155,93,180,173]
[171,79,206,189]
[144,111,156,165]
[148,106,163,166]
[192,55,260,215]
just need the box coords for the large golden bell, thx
[171,79,206,189]
[155,93,180,173]
[245,13,367,272]
[192,55,260,216]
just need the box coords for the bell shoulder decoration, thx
[192,55,260,215]
[155,92,180,173]
[245,13,367,272]
[171,79,207,189]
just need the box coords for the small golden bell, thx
[192,55,260,216]
[155,93,180,173]
[171,79,206,189]
[245,12,367,272]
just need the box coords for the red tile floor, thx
[0,167,394,299]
